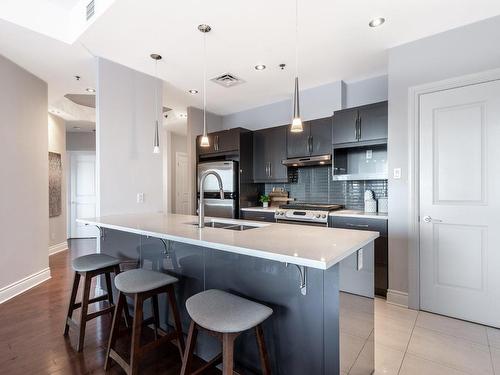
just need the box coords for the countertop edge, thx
[77,217,378,270]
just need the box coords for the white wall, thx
[387,15,500,307]
[66,131,96,151]
[48,114,67,249]
[96,58,163,216]
[222,81,344,130]
[345,75,388,108]
[0,54,50,302]
[186,107,223,214]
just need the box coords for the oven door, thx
[276,219,328,227]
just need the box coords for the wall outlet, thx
[366,149,372,160]
[137,192,144,204]
[393,168,402,179]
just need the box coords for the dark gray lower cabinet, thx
[329,216,388,297]
[240,210,276,222]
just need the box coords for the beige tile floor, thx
[371,298,500,375]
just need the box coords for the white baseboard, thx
[387,289,409,308]
[49,241,68,256]
[0,268,51,304]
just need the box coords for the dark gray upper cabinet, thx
[332,108,358,144]
[309,117,333,156]
[332,101,388,145]
[358,102,388,142]
[286,123,311,158]
[253,125,288,183]
[286,116,333,158]
[197,128,241,155]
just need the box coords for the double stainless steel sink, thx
[191,221,259,231]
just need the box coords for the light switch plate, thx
[137,192,144,203]
[366,149,372,159]
[393,168,402,179]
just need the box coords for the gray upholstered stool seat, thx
[72,254,121,272]
[186,289,273,333]
[114,269,178,294]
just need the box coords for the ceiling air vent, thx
[210,73,245,88]
[86,0,95,21]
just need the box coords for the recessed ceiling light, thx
[369,17,385,28]
[178,113,188,119]
[86,88,96,93]
[188,89,198,94]
[254,64,266,71]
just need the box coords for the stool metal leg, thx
[63,272,80,336]
[256,325,271,375]
[77,272,92,352]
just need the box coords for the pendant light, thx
[290,0,303,133]
[151,53,162,153]
[198,24,211,147]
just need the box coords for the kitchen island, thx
[78,213,378,374]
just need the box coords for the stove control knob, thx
[321,214,326,218]
[316,214,321,218]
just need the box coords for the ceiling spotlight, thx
[255,64,266,71]
[178,113,188,119]
[74,75,81,81]
[279,63,286,70]
[188,89,198,94]
[86,88,96,93]
[369,17,385,28]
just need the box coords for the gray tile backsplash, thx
[264,166,388,210]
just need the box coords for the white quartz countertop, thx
[77,213,379,270]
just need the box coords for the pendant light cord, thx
[295,0,299,79]
[203,31,207,135]
[155,59,158,124]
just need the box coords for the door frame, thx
[67,150,97,239]
[175,151,188,214]
[407,67,500,310]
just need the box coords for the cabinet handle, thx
[269,162,272,177]
[358,117,362,140]
[355,117,358,140]
[215,135,219,151]
[346,223,369,228]
[308,136,313,154]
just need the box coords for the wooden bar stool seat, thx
[181,289,273,375]
[64,254,122,352]
[104,269,185,375]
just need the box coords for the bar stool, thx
[104,269,185,375]
[180,289,273,375]
[63,253,122,352]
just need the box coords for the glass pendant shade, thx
[290,76,303,132]
[200,134,210,147]
[153,119,160,153]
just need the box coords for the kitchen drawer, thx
[330,216,387,237]
[240,210,276,223]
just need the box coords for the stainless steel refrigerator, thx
[197,161,238,219]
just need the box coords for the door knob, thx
[423,215,442,223]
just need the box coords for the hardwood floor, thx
[0,239,216,375]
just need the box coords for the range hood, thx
[282,154,332,167]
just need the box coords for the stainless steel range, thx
[274,203,343,226]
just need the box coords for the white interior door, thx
[175,152,189,214]
[419,79,500,327]
[70,152,98,238]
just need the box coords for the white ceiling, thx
[1,0,500,133]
